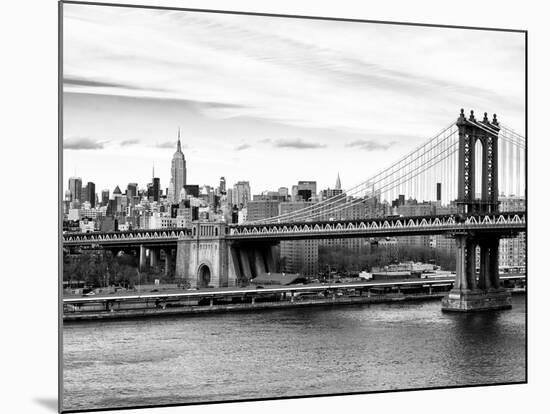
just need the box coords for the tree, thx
[319,243,457,272]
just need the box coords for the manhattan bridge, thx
[64,109,527,311]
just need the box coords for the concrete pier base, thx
[442,288,512,312]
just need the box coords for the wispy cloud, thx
[346,139,396,151]
[63,76,168,93]
[120,139,140,146]
[155,141,177,149]
[62,5,525,193]
[63,136,107,150]
[273,138,326,149]
[235,143,251,151]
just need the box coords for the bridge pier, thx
[139,245,146,272]
[253,248,266,277]
[239,250,253,282]
[150,248,159,268]
[478,240,491,290]
[442,236,511,312]
[265,245,279,273]
[489,238,501,290]
[164,250,173,276]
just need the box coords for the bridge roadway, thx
[227,212,526,241]
[63,274,525,305]
[62,211,526,247]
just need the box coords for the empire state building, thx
[168,129,187,202]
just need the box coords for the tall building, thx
[127,183,138,200]
[279,201,319,277]
[335,172,342,190]
[247,199,281,222]
[253,192,286,202]
[153,177,161,202]
[86,182,96,208]
[168,129,187,202]
[278,187,289,199]
[219,177,226,195]
[81,185,88,203]
[68,177,82,202]
[319,188,343,201]
[396,200,434,248]
[499,195,526,268]
[499,194,525,212]
[432,202,459,252]
[232,181,251,208]
[183,184,200,198]
[292,181,317,202]
[101,189,110,207]
[146,183,154,200]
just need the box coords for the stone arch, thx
[197,262,213,288]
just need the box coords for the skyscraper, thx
[279,201,319,276]
[101,189,110,206]
[293,181,317,202]
[153,177,161,202]
[68,177,82,202]
[127,183,138,199]
[232,181,251,208]
[81,185,88,203]
[168,128,187,202]
[335,172,341,190]
[87,182,96,208]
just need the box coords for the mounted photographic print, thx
[60,1,527,412]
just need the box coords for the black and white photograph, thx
[59,1,527,412]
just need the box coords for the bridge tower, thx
[175,222,237,288]
[442,109,511,312]
[175,221,280,288]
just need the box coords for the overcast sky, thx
[62,3,525,196]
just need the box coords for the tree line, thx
[63,251,176,289]
[318,244,456,273]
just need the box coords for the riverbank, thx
[63,293,442,321]
[63,289,525,321]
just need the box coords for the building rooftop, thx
[250,273,308,286]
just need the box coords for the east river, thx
[63,295,526,411]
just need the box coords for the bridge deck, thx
[62,212,526,246]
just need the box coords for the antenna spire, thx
[335,172,341,190]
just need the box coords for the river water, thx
[63,295,526,411]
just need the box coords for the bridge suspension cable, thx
[499,125,525,198]
[249,123,459,224]
[283,140,460,223]
[245,118,526,225]
[245,122,457,224]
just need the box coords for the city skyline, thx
[63,4,525,194]
[64,135,351,200]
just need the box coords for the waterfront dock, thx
[63,274,525,321]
